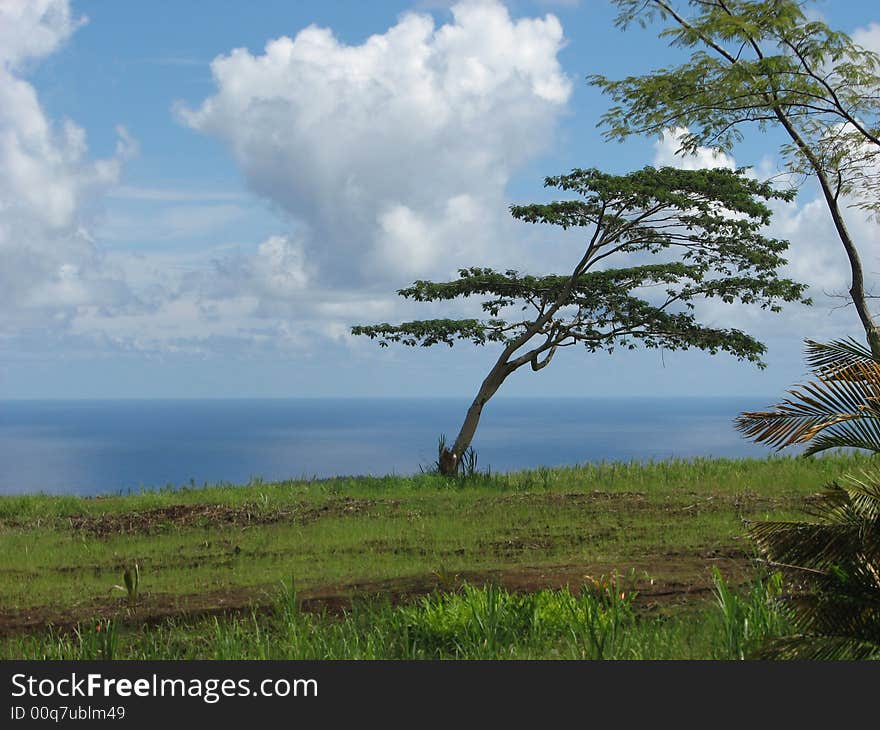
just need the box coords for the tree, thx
[353,166,808,475]
[591,0,880,357]
[735,339,880,659]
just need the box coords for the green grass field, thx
[0,453,870,659]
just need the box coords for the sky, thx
[0,0,878,400]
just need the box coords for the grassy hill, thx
[1,453,869,659]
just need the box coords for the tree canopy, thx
[591,0,880,356]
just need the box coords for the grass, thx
[1,452,867,520]
[0,452,871,659]
[3,571,789,660]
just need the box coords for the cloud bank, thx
[4,0,574,356]
[0,0,133,337]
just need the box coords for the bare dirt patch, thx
[0,552,756,639]
[483,490,812,516]
[492,492,649,508]
[62,497,379,537]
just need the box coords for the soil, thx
[5,490,810,537]
[0,551,754,638]
[59,497,380,537]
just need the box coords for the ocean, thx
[0,397,780,496]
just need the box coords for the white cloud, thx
[179,0,571,289]
[108,185,248,203]
[69,233,399,354]
[852,21,880,54]
[4,0,575,358]
[373,193,491,279]
[653,127,736,170]
[0,0,134,335]
[0,0,83,69]
[236,234,311,301]
[98,203,248,242]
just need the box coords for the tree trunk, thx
[800,143,880,359]
[439,363,510,476]
[868,326,880,363]
[765,85,880,359]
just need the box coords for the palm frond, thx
[780,593,880,639]
[749,476,880,564]
[838,471,880,520]
[805,422,880,455]
[748,520,875,572]
[804,338,876,373]
[734,358,880,452]
[745,473,880,658]
[802,477,880,524]
[740,338,880,659]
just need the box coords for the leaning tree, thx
[353,166,809,475]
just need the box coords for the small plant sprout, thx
[113,563,140,608]
[74,618,118,660]
[431,564,461,592]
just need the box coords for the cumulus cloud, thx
[72,233,397,354]
[203,234,311,304]
[6,0,574,357]
[0,0,83,69]
[178,0,572,288]
[0,0,134,336]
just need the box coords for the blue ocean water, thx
[0,397,779,496]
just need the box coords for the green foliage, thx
[593,0,880,363]
[70,619,119,660]
[6,574,793,660]
[113,563,140,608]
[711,566,787,659]
[594,0,880,216]
[352,318,493,348]
[422,435,483,479]
[354,166,808,367]
[400,578,637,659]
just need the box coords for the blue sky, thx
[1,0,878,399]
